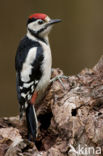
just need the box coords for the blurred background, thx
[0,0,103,116]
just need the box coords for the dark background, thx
[0,0,103,116]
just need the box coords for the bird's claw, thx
[50,75,68,89]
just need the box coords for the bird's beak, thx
[48,19,62,25]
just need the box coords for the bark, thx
[1,56,103,156]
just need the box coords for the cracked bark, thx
[1,56,103,156]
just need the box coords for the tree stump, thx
[1,56,103,156]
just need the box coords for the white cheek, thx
[28,21,44,32]
[40,25,52,36]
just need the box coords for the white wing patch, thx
[21,93,26,98]
[20,86,23,90]
[23,81,34,88]
[27,94,32,100]
[31,85,34,92]
[21,47,37,82]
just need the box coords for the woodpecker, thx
[15,13,61,141]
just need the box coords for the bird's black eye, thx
[38,20,44,25]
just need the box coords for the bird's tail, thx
[26,103,38,141]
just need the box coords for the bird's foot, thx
[50,75,68,89]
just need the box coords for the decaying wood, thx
[1,56,103,156]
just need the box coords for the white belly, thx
[36,41,52,93]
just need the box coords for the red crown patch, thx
[29,13,47,20]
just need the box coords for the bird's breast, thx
[36,42,52,92]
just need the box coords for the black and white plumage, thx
[15,37,44,110]
[15,13,61,141]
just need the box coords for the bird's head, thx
[27,13,61,39]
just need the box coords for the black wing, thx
[15,36,44,108]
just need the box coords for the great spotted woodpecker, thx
[15,13,61,141]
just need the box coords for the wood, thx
[1,56,103,156]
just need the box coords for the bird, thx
[15,13,61,141]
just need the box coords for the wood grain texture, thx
[1,56,103,155]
